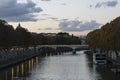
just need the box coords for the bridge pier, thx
[72,49,76,54]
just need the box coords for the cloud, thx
[39,17,59,21]
[89,5,93,8]
[60,19,68,21]
[61,3,67,6]
[38,28,41,30]
[41,0,51,1]
[44,28,53,30]
[58,19,101,32]
[38,27,56,30]
[95,0,118,8]
[38,17,59,21]
[39,18,48,21]
[48,17,59,21]
[3,14,38,22]
[41,14,51,16]
[0,0,43,22]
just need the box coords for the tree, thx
[86,16,120,57]
[0,20,15,49]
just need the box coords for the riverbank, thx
[0,48,39,69]
[0,46,74,69]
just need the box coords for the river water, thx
[0,51,120,80]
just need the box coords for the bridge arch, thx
[37,45,89,55]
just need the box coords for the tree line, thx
[0,19,81,50]
[86,16,120,57]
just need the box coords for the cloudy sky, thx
[0,0,120,35]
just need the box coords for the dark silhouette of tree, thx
[86,16,120,57]
[0,20,14,49]
[0,19,81,50]
[15,23,31,48]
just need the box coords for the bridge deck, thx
[37,45,89,49]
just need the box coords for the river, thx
[0,51,120,80]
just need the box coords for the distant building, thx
[16,23,22,29]
[57,32,69,37]
[41,33,57,37]
[16,23,28,31]
[80,36,86,44]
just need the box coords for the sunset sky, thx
[0,0,120,36]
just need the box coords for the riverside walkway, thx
[0,45,89,69]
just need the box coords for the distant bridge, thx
[37,45,89,55]
[37,45,89,50]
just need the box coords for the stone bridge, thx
[37,45,89,50]
[37,45,89,55]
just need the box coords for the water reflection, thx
[16,66,19,76]
[0,51,120,80]
[27,52,93,80]
[5,71,8,80]
[0,56,39,80]
[11,67,14,80]
[86,54,120,80]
